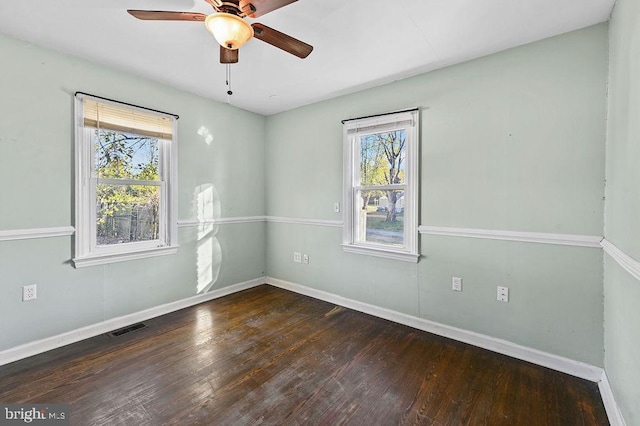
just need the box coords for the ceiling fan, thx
[127,0,313,64]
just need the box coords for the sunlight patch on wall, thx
[197,126,215,145]
[195,184,222,294]
[196,182,221,223]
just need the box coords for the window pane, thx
[96,183,160,245]
[356,189,405,246]
[93,130,159,181]
[359,130,406,185]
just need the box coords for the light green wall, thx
[604,0,640,423]
[266,24,608,365]
[0,34,266,350]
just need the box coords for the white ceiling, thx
[0,0,615,116]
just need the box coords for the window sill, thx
[73,245,179,268]
[342,244,419,263]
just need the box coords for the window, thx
[73,94,178,267]
[342,109,419,262]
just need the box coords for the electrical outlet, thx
[452,277,462,292]
[23,284,37,302]
[497,286,509,302]
[303,254,309,264]
[293,252,302,263]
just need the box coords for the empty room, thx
[0,0,637,424]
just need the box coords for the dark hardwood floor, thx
[0,285,608,425]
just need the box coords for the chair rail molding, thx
[0,226,75,242]
[266,216,343,228]
[177,216,266,227]
[601,238,640,282]
[419,225,603,248]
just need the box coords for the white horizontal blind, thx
[345,119,413,136]
[82,98,173,139]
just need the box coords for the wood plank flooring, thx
[0,285,608,425]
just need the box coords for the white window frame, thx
[73,94,179,268]
[342,109,419,262]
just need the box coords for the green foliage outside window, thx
[94,130,160,245]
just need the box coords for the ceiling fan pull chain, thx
[226,63,233,98]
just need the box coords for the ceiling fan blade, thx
[127,10,207,21]
[240,0,297,18]
[220,46,239,64]
[251,23,313,58]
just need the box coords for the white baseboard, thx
[599,371,627,426]
[0,277,265,367]
[265,277,603,382]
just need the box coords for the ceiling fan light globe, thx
[205,13,254,50]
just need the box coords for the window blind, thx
[82,98,173,139]
[346,119,414,135]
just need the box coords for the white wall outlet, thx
[303,254,309,264]
[497,286,509,302]
[293,252,302,263]
[334,202,340,213]
[452,277,462,292]
[23,284,37,302]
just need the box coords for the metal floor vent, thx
[109,322,147,337]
